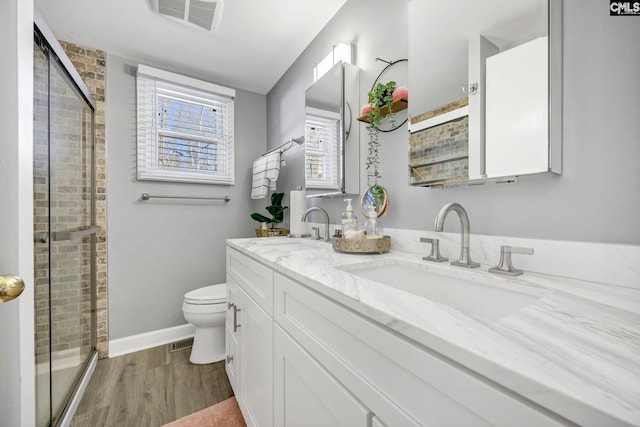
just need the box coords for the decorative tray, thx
[332,236,391,254]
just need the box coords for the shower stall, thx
[33,20,98,427]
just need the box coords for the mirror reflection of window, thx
[305,111,339,190]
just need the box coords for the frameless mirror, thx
[407,0,561,187]
[304,61,360,197]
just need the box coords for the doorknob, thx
[0,275,25,303]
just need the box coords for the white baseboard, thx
[108,323,195,358]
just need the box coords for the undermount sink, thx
[338,259,540,320]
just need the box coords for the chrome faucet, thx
[433,203,479,268]
[301,207,331,241]
[489,245,534,276]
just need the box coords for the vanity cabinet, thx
[227,247,570,426]
[226,248,274,427]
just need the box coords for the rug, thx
[163,396,246,427]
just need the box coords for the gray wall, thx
[268,0,640,245]
[107,55,266,339]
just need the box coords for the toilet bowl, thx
[182,283,227,364]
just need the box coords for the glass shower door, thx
[34,31,97,427]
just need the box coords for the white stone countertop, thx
[227,237,640,427]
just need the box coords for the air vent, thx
[150,0,224,32]
[168,338,194,352]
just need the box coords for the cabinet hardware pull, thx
[233,306,242,332]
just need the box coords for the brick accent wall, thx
[409,98,470,186]
[33,45,50,364]
[33,42,97,364]
[60,41,109,358]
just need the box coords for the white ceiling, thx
[35,0,349,94]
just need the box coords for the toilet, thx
[182,283,227,364]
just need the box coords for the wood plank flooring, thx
[71,345,234,427]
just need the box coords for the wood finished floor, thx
[71,345,233,427]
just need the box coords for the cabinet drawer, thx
[227,247,274,315]
[274,273,569,427]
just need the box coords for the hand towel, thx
[252,151,283,197]
[265,151,281,181]
[251,157,269,199]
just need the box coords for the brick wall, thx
[409,98,469,186]
[33,40,108,363]
[33,45,50,363]
[60,41,109,358]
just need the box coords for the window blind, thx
[304,114,340,189]
[137,65,235,184]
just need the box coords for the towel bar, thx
[141,193,230,202]
[259,136,305,157]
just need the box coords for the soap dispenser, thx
[341,199,359,239]
[364,205,383,239]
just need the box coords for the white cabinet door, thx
[485,37,549,177]
[274,325,371,427]
[225,276,240,394]
[238,286,273,427]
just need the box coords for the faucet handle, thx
[489,245,534,276]
[420,237,448,263]
[311,227,320,240]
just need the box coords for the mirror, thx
[407,0,561,187]
[360,183,389,219]
[304,61,360,197]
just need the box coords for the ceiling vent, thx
[150,0,224,32]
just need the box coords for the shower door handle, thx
[52,225,102,242]
[0,275,25,303]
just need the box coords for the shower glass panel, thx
[33,29,97,427]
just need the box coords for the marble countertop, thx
[227,237,640,426]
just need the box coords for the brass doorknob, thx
[0,275,25,303]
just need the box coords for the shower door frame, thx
[34,10,99,427]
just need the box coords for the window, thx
[137,64,235,184]
[313,43,352,83]
[304,109,340,189]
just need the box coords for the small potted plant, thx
[365,81,396,185]
[250,192,290,237]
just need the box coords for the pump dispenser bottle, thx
[341,199,360,239]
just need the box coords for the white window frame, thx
[136,64,235,185]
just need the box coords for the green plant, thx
[250,192,288,228]
[365,81,396,129]
[365,81,396,185]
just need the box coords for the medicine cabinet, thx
[304,61,360,197]
[408,0,562,187]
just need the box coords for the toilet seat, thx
[184,283,226,305]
